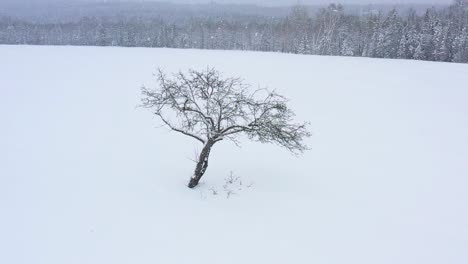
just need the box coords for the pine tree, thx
[289,4,311,54]
[419,9,438,60]
[433,21,449,61]
[413,42,425,60]
[397,30,408,59]
[453,27,468,62]
[377,9,402,58]
[341,38,354,56]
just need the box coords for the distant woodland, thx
[1,1,467,63]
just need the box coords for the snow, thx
[1,45,468,264]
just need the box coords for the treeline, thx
[1,1,468,63]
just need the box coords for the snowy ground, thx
[1,45,468,264]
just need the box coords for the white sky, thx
[170,0,452,4]
[0,0,454,5]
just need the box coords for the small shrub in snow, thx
[201,172,253,199]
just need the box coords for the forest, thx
[1,1,467,63]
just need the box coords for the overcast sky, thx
[1,0,454,5]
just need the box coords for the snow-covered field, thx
[1,45,468,264]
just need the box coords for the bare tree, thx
[141,68,310,188]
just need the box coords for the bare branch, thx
[158,114,206,144]
[141,67,310,153]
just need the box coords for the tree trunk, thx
[188,139,215,188]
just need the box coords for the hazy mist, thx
[0,0,454,6]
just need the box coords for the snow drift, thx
[1,45,468,264]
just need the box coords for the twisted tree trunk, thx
[188,139,215,188]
